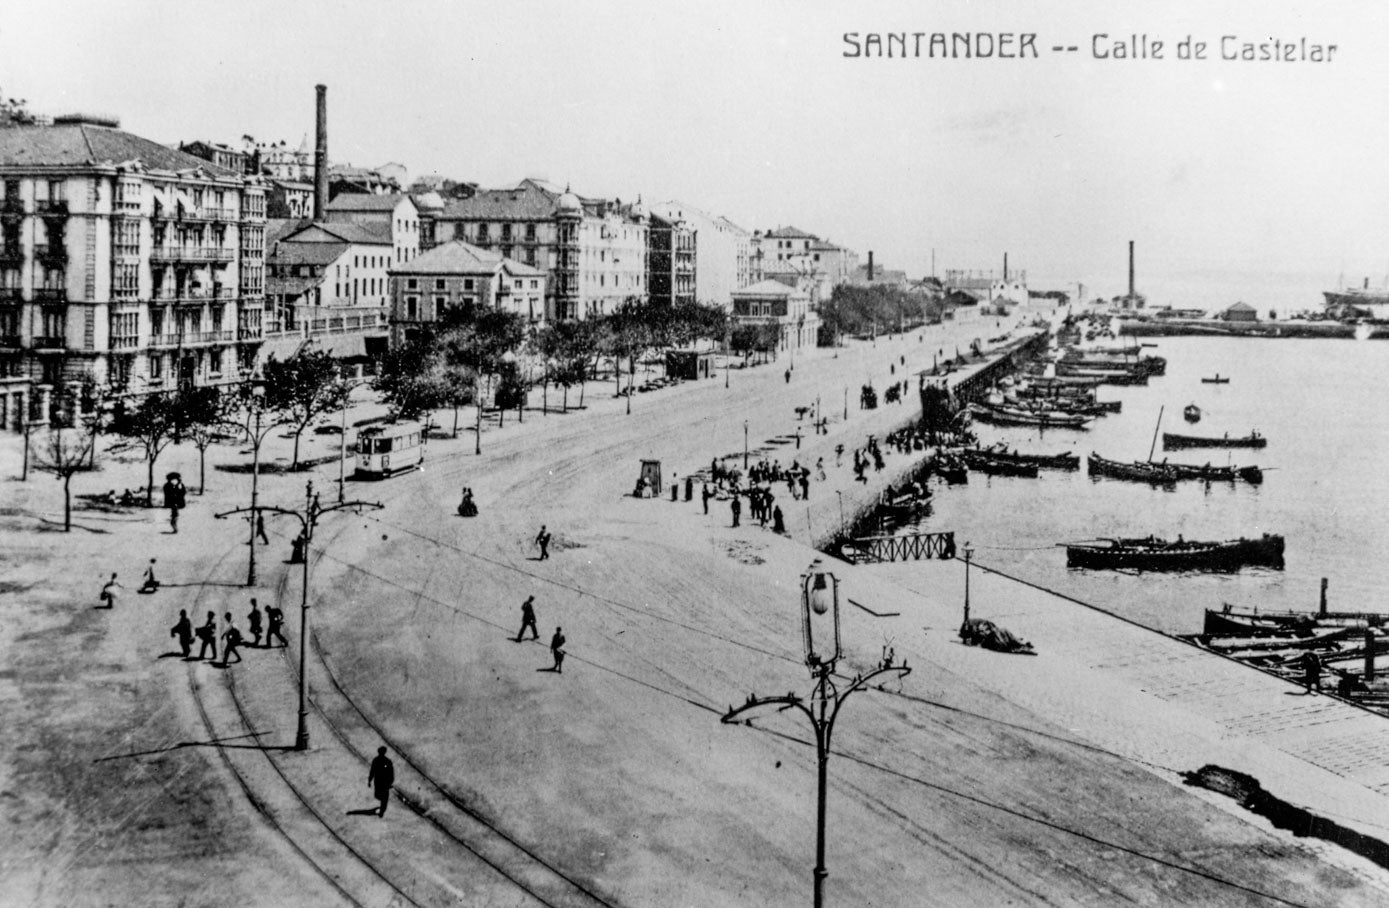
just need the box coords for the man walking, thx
[247,599,263,648]
[196,611,218,661]
[220,612,243,666]
[730,495,741,528]
[535,525,552,560]
[98,573,123,609]
[170,609,193,658]
[265,603,287,648]
[368,746,395,818]
[550,627,567,673]
[256,513,270,546]
[516,595,539,642]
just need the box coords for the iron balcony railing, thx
[150,246,236,263]
[33,288,67,303]
[32,335,66,349]
[35,199,69,216]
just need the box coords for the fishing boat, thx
[969,458,1040,478]
[1183,403,1201,423]
[1202,605,1387,635]
[1154,460,1263,484]
[879,491,931,521]
[965,445,1080,471]
[968,403,1094,429]
[932,456,969,485]
[1201,375,1231,384]
[1163,431,1266,450]
[1087,452,1177,485]
[1064,533,1285,571]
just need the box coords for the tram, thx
[354,421,425,479]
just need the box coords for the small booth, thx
[635,459,662,498]
[665,349,714,381]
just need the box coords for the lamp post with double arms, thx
[721,560,910,907]
[217,484,382,751]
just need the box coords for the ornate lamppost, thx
[962,540,974,626]
[722,559,910,907]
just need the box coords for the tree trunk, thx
[452,403,460,438]
[63,475,72,531]
[291,425,303,470]
[146,453,156,508]
[563,384,569,412]
[198,444,207,494]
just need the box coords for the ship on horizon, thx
[1323,275,1389,312]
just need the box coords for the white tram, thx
[354,421,425,479]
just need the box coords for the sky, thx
[3,0,1387,309]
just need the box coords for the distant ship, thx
[1323,277,1389,310]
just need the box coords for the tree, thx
[0,88,36,127]
[261,348,349,470]
[33,428,96,531]
[373,334,445,421]
[109,392,182,507]
[176,385,228,495]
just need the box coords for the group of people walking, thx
[169,597,287,665]
[515,595,566,673]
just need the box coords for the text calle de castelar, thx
[842,32,1338,63]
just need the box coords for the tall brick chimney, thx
[1003,252,1009,282]
[1128,240,1135,299]
[313,84,328,221]
[867,251,875,282]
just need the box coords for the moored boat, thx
[1154,460,1263,484]
[1087,452,1177,485]
[965,444,1080,471]
[968,403,1094,429]
[969,458,1040,478]
[1200,375,1230,384]
[1064,533,1285,571]
[1163,431,1266,450]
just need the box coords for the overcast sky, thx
[2,0,1386,306]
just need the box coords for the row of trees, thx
[816,284,945,346]
[372,298,732,426]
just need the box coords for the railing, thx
[34,244,67,265]
[0,197,22,215]
[31,336,66,350]
[33,288,66,303]
[0,334,19,348]
[846,531,957,564]
[205,207,239,221]
[0,288,21,303]
[149,334,181,348]
[150,246,235,263]
[110,335,140,350]
[35,199,68,215]
[0,246,20,264]
[237,327,262,341]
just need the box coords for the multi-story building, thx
[179,140,250,175]
[266,179,314,219]
[324,193,420,266]
[388,239,547,346]
[729,279,821,354]
[263,220,393,369]
[258,136,314,182]
[647,211,695,308]
[650,201,752,308]
[424,179,648,321]
[0,116,266,430]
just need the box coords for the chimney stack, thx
[867,251,875,282]
[313,84,328,222]
[1128,240,1135,299]
[1003,252,1009,282]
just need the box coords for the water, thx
[906,334,1389,635]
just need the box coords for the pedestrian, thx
[701,483,711,515]
[730,494,741,527]
[800,473,810,500]
[139,558,160,594]
[221,612,243,665]
[196,611,218,661]
[170,609,193,657]
[772,505,785,534]
[256,513,270,546]
[265,604,287,648]
[516,595,539,642]
[368,746,395,818]
[247,598,263,648]
[784,368,791,383]
[535,525,551,560]
[289,531,306,564]
[550,627,567,673]
[1301,650,1323,693]
[98,573,122,609]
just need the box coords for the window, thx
[434,279,445,291]
[405,295,418,320]
[525,223,536,241]
[463,278,474,291]
[530,279,538,289]
[501,223,512,241]
[149,354,163,379]
[477,223,489,242]
[407,279,418,290]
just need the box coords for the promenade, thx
[4,311,1389,906]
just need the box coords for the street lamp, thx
[962,541,974,626]
[743,419,749,470]
[336,377,364,504]
[722,560,910,908]
[217,485,382,751]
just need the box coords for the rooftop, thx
[389,239,545,277]
[0,123,243,178]
[325,193,412,213]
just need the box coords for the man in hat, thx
[516,595,539,642]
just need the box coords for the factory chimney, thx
[1003,252,1009,282]
[867,251,875,282]
[1128,240,1135,300]
[313,84,329,222]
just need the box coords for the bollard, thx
[1366,630,1377,683]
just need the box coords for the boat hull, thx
[1065,534,1285,572]
[1163,432,1267,450]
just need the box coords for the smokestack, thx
[1128,240,1135,299]
[1003,252,1009,282]
[867,251,875,282]
[313,84,328,222]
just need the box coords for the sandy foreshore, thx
[4,311,1389,906]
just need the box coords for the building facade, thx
[388,239,546,346]
[424,179,648,322]
[729,279,821,353]
[0,117,266,430]
[324,193,420,266]
[650,201,752,308]
[647,212,696,308]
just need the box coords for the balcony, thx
[33,288,67,303]
[0,288,20,304]
[110,335,140,350]
[150,246,236,264]
[36,199,69,216]
[237,326,262,341]
[0,334,19,349]
[148,334,181,348]
[34,244,67,266]
[1,197,22,217]
[0,245,22,265]
[206,207,239,222]
[32,336,66,350]
[190,330,235,344]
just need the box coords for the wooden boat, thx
[968,403,1094,429]
[1064,533,1285,571]
[932,456,968,485]
[1163,431,1267,450]
[1152,460,1263,484]
[966,445,1080,471]
[1183,404,1201,423]
[1201,375,1230,384]
[1087,452,1177,485]
[969,458,1040,478]
[1203,605,1388,635]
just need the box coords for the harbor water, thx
[902,334,1389,635]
